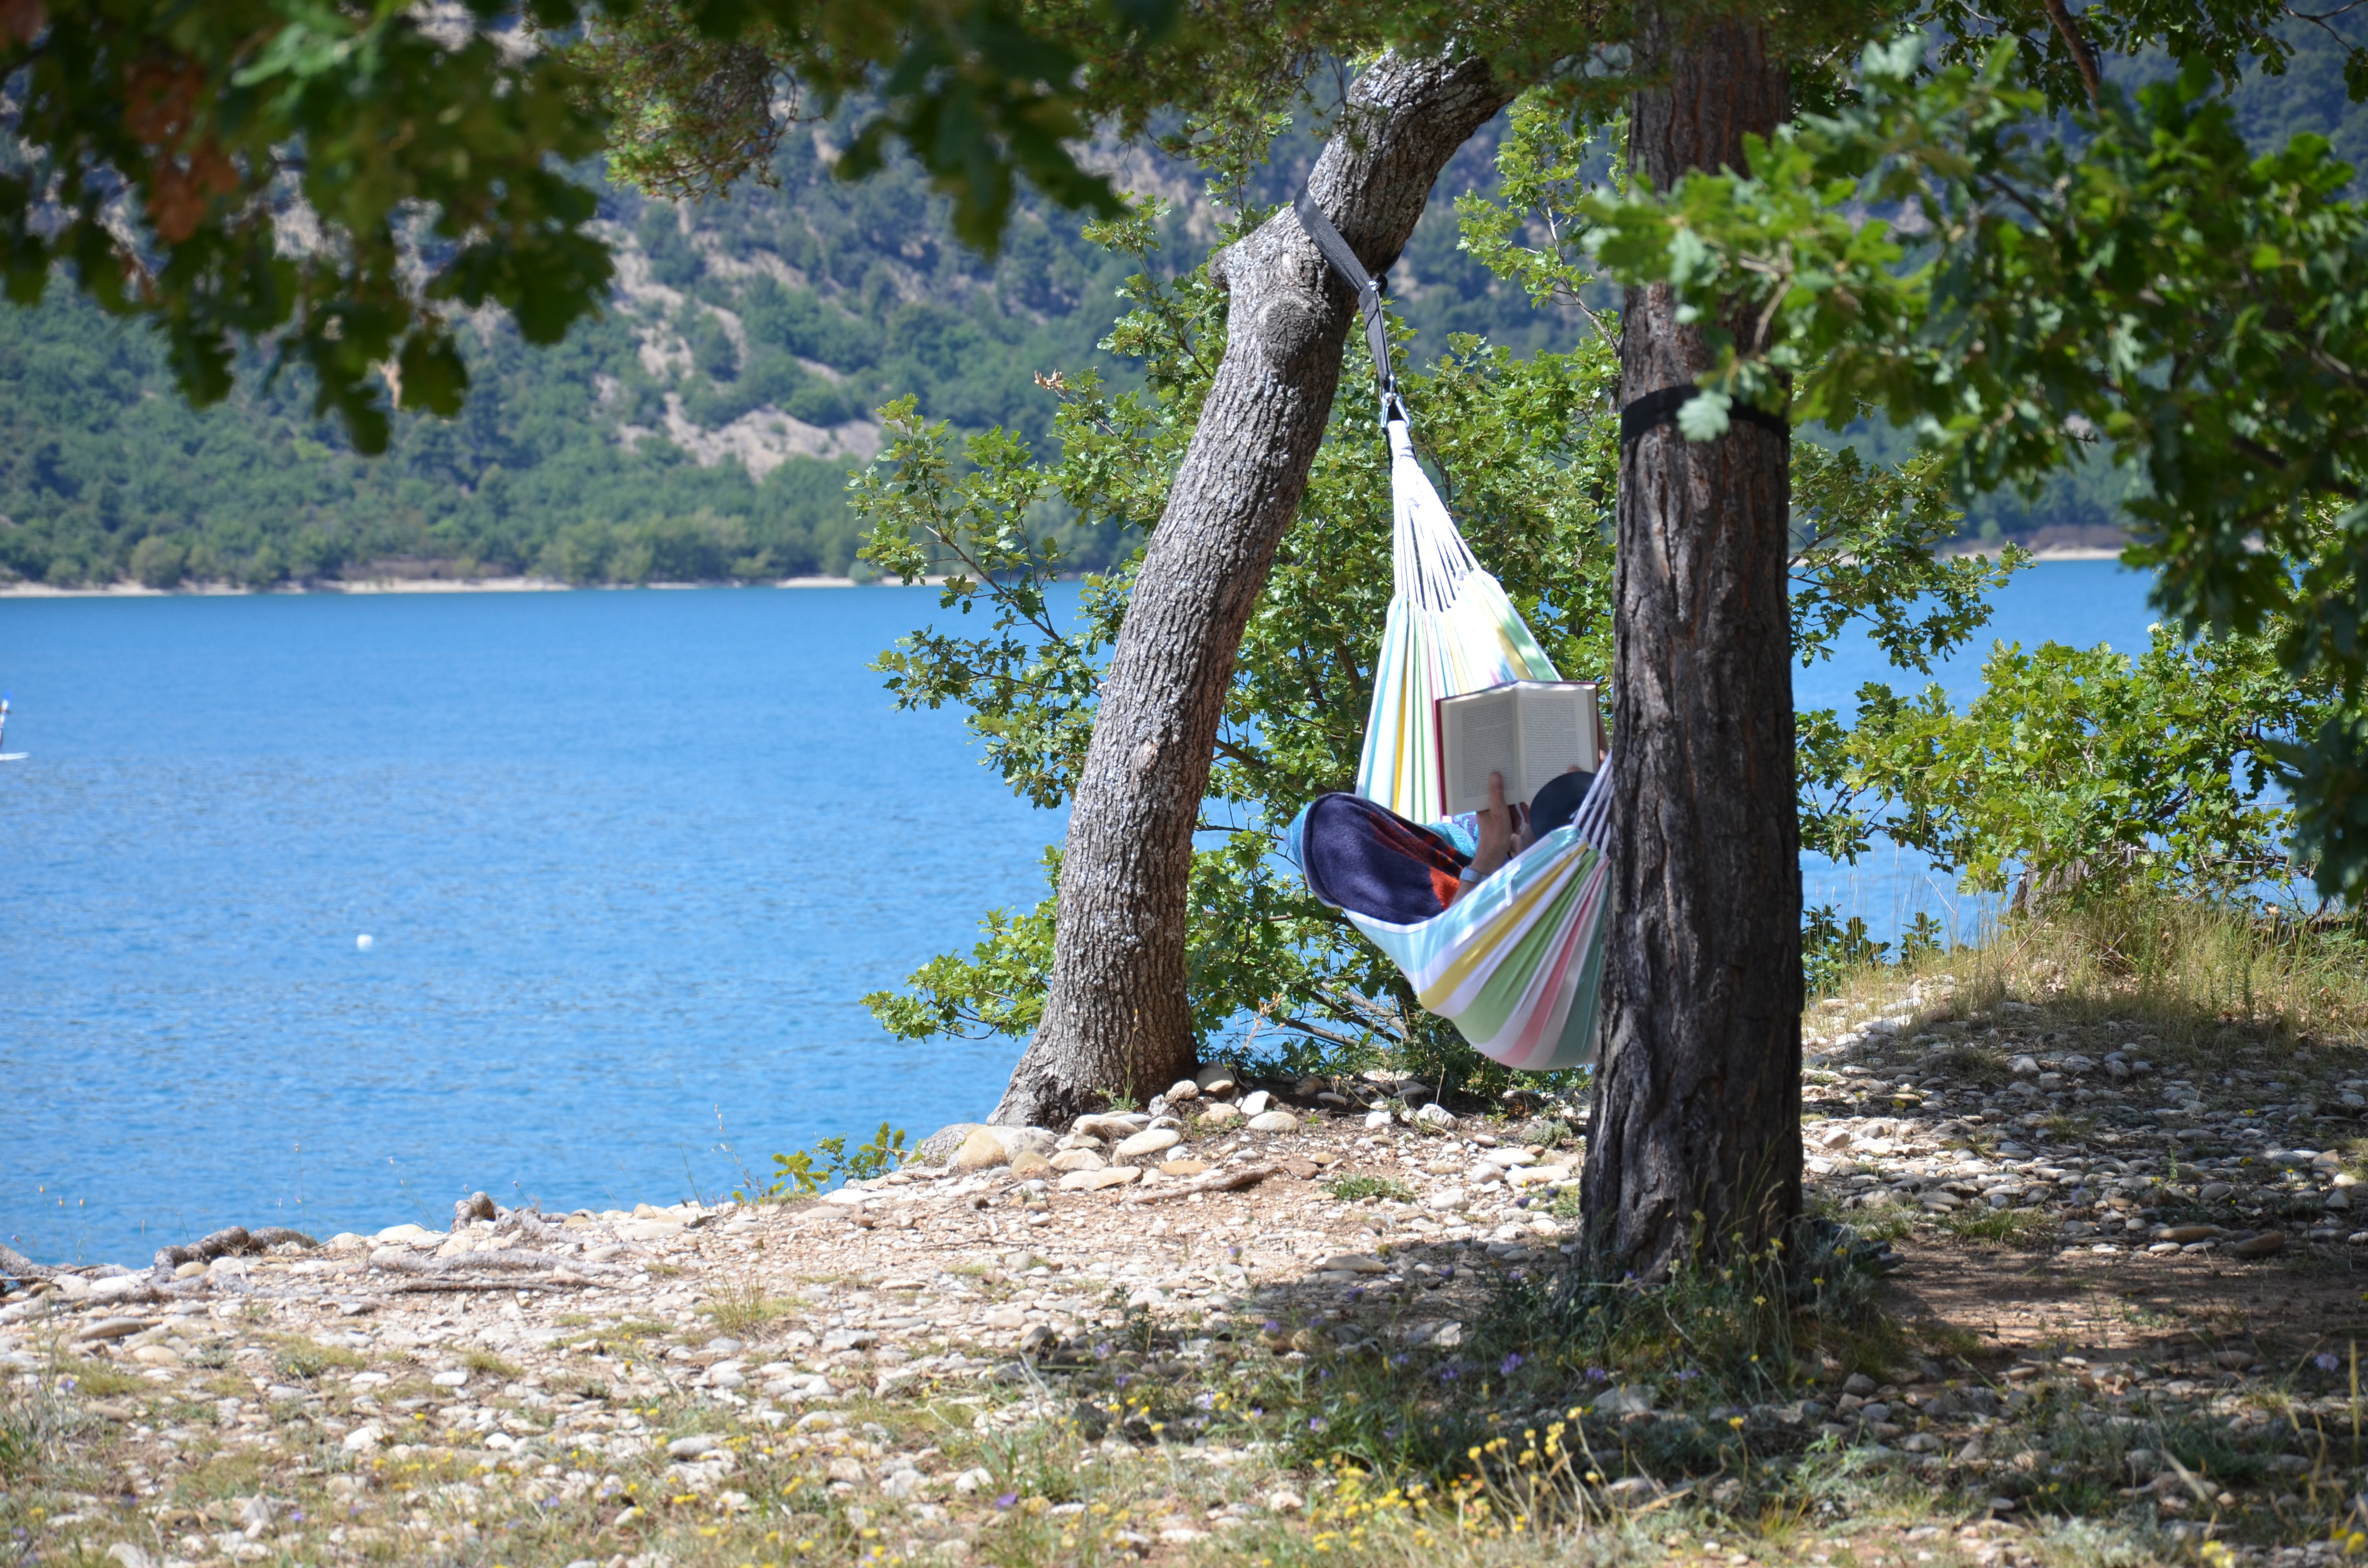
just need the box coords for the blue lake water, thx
[1,559,2157,1265]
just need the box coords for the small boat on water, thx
[0,695,24,761]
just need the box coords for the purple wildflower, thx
[1500,1353,1524,1376]
[995,1492,1018,1509]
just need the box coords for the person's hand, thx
[1469,770,1512,885]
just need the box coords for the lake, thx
[0,560,2156,1265]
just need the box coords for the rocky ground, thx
[3,978,2366,1568]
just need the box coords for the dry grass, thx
[1814,889,2368,1065]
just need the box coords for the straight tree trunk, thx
[990,51,1516,1127]
[1580,8,1801,1277]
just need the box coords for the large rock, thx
[1248,1111,1300,1133]
[921,1123,1056,1168]
[913,1124,987,1167]
[1114,1127,1182,1162]
[950,1128,1011,1172]
[1196,1102,1245,1128]
[1194,1063,1239,1096]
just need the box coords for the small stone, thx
[1267,1488,1305,1514]
[2010,1055,2039,1076]
[1049,1150,1106,1172]
[74,1317,149,1343]
[342,1422,385,1453]
[430,1369,469,1388]
[2199,1182,2233,1201]
[1248,1111,1300,1133]
[2232,1232,2286,1259]
[1415,1102,1458,1129]
[1241,1090,1272,1116]
[1166,1079,1201,1102]
[1592,1384,1654,1416]
[1364,1110,1394,1130]
[1317,1254,1386,1274]
[1115,1127,1182,1161]
[1197,1102,1245,1127]
[1426,1186,1468,1211]
[1009,1149,1054,1180]
[1159,1159,1211,1176]
[105,1546,157,1568]
[1060,1167,1143,1191]
[1195,1063,1239,1095]
[951,1128,1011,1172]
[2156,1225,2226,1244]
[1842,1372,1878,1395]
[1600,1477,1660,1504]
[952,1467,995,1495]
[173,1261,206,1278]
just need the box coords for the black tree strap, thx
[1619,384,1791,448]
[1294,190,1408,426]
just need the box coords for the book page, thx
[1517,684,1596,799]
[1441,689,1518,814]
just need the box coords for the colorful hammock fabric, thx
[1284,194,1616,1072]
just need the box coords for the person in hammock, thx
[1294,764,1594,925]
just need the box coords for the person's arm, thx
[1449,771,1514,905]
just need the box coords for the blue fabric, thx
[1293,793,1471,926]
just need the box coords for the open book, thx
[1436,680,1603,816]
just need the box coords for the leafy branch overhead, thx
[1,0,613,451]
[1575,34,2368,895]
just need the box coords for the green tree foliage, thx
[1573,33,2368,898]
[1,0,613,451]
[1804,510,2351,916]
[850,153,2014,1098]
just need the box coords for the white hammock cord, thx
[1389,420,1479,613]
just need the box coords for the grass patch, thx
[461,1349,524,1380]
[49,1356,146,1397]
[1933,1207,2058,1249]
[1327,1174,1418,1204]
[271,1335,366,1379]
[701,1277,790,1336]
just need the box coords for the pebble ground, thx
[3,977,2364,1568]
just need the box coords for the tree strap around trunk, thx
[1619,384,1791,448]
[1294,190,1409,426]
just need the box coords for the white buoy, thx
[356,934,375,951]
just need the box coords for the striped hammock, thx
[1327,421,1616,1072]
[1285,191,1615,1072]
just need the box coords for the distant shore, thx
[0,574,884,598]
[0,551,2123,599]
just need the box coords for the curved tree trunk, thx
[990,50,1517,1127]
[1580,8,1801,1276]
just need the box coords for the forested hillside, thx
[0,115,1558,590]
[0,28,2359,590]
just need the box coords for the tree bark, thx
[990,51,1516,1127]
[1580,8,1801,1278]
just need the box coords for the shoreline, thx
[0,575,870,599]
[0,551,2127,600]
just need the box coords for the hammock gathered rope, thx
[1288,196,1616,1072]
